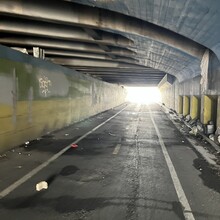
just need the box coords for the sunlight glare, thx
[126,87,161,104]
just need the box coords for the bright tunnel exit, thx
[126,87,162,104]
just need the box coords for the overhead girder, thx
[50,58,143,68]
[0,37,136,57]
[0,0,206,59]
[74,67,163,72]
[43,50,135,61]
[98,76,164,79]
[77,67,166,84]
[105,79,161,86]
[88,72,165,76]
[0,18,133,48]
[48,56,139,66]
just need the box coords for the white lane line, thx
[112,144,121,155]
[149,107,195,220]
[0,105,128,199]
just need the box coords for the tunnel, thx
[1,1,220,219]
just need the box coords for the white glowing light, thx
[126,87,161,104]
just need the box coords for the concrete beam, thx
[74,67,165,73]
[98,44,111,52]
[44,50,110,60]
[0,0,206,58]
[89,72,165,76]
[0,37,135,57]
[83,28,102,40]
[0,19,133,47]
[49,57,141,67]
[50,58,142,68]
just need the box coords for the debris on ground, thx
[197,122,204,133]
[65,133,69,136]
[189,126,198,136]
[71,143,78,148]
[108,132,117,136]
[36,181,48,191]
[209,134,215,141]
[0,154,7,159]
[189,118,197,125]
[207,121,215,135]
[185,115,191,122]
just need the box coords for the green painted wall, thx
[0,45,126,153]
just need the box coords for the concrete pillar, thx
[183,96,190,116]
[216,96,220,129]
[178,96,183,114]
[201,95,212,125]
[190,96,199,119]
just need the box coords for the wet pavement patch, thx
[60,165,79,176]
[193,157,220,193]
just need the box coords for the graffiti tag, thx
[39,75,52,97]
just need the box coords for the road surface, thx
[0,103,220,220]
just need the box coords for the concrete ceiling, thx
[0,0,215,86]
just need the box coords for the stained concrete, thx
[0,45,126,153]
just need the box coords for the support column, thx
[178,96,183,114]
[183,96,190,116]
[216,96,220,129]
[190,96,199,119]
[201,95,212,125]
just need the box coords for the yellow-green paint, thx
[190,96,199,119]
[183,96,190,116]
[178,96,183,114]
[0,97,125,153]
[0,45,126,153]
[217,96,220,129]
[202,95,213,125]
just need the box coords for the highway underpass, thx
[1,1,220,220]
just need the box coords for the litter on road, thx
[36,181,48,191]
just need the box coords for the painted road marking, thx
[149,107,195,220]
[112,144,121,155]
[0,105,128,199]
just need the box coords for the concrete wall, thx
[160,51,220,130]
[160,76,201,111]
[0,45,126,153]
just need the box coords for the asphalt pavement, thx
[0,103,220,220]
